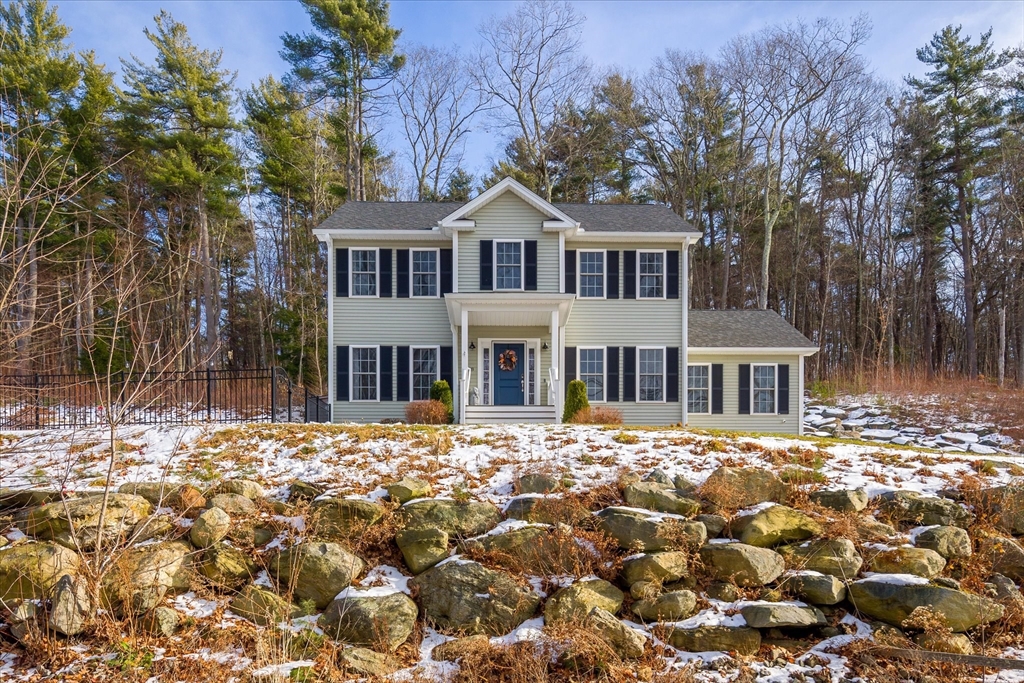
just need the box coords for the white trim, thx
[558,232,565,294]
[328,242,334,412]
[350,247,380,298]
[685,363,712,415]
[576,249,607,300]
[410,345,441,401]
[637,249,667,300]
[350,345,381,402]
[314,229,447,241]
[438,177,580,233]
[577,346,607,403]
[493,239,525,292]
[798,355,805,436]
[681,237,690,425]
[688,347,819,356]
[476,338,541,406]
[410,247,441,299]
[452,231,459,293]
[636,345,667,404]
[569,231,703,242]
[751,363,778,415]
[460,309,468,423]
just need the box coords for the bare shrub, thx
[405,400,449,425]
[570,406,624,425]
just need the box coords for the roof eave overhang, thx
[444,292,576,328]
[569,230,703,242]
[688,346,819,356]
[313,228,448,242]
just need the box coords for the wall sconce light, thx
[469,342,476,350]
[542,342,549,350]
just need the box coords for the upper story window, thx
[412,249,438,297]
[753,364,776,414]
[495,241,522,290]
[638,251,664,299]
[579,250,605,298]
[351,249,378,297]
[351,346,378,401]
[638,347,665,402]
[579,347,605,402]
[687,364,710,414]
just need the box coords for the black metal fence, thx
[0,368,330,430]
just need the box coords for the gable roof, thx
[688,310,818,350]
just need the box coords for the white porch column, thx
[682,237,689,427]
[798,355,805,436]
[551,310,561,422]
[460,308,469,424]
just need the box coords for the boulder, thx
[398,499,501,538]
[0,488,60,510]
[460,526,574,575]
[270,541,365,609]
[979,536,1024,583]
[48,574,92,636]
[396,527,449,574]
[730,505,822,547]
[645,469,674,487]
[386,477,433,504]
[339,647,401,677]
[141,606,179,637]
[206,492,256,516]
[167,485,208,516]
[623,482,701,517]
[410,559,540,635]
[518,473,562,494]
[230,584,301,626]
[700,467,787,509]
[673,475,697,493]
[118,482,180,506]
[8,601,38,641]
[103,540,191,613]
[740,602,825,628]
[595,507,706,552]
[320,590,418,652]
[504,496,582,526]
[198,543,256,589]
[217,479,266,501]
[630,590,697,621]
[777,539,863,579]
[914,526,972,560]
[878,491,972,528]
[587,607,646,659]
[545,579,623,623]
[855,517,899,541]
[699,542,785,587]
[667,625,761,655]
[867,548,946,579]
[847,576,1003,632]
[0,542,80,600]
[916,632,973,655]
[288,480,325,503]
[622,551,689,587]
[24,493,152,550]
[696,514,728,538]
[782,571,846,605]
[190,507,231,548]
[810,489,868,513]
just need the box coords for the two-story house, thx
[313,178,818,433]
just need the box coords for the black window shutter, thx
[396,249,410,298]
[564,249,576,295]
[666,347,680,402]
[440,248,453,295]
[739,363,751,414]
[623,250,636,299]
[778,364,790,414]
[607,346,619,402]
[564,347,576,384]
[479,240,493,291]
[397,346,410,401]
[379,249,392,298]
[711,364,724,414]
[335,346,349,401]
[440,346,454,390]
[667,250,680,299]
[607,251,619,299]
[623,346,636,402]
[524,240,538,290]
[380,346,393,400]
[335,248,348,297]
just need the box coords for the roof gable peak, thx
[438,177,580,235]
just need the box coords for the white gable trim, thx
[438,177,580,235]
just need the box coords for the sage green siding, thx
[685,353,802,434]
[458,193,560,293]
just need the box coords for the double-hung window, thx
[495,241,522,290]
[638,251,664,299]
[411,347,438,400]
[578,251,605,298]
[351,249,378,297]
[412,249,438,297]
[752,364,776,414]
[638,347,665,402]
[351,346,378,401]
[579,348,605,402]
[687,364,710,414]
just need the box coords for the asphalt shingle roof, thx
[315,200,698,233]
[688,310,818,349]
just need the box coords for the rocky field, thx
[2,416,1024,682]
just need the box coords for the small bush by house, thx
[430,380,454,423]
[569,406,623,425]
[405,400,450,425]
[562,379,589,423]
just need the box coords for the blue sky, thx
[54,0,1024,183]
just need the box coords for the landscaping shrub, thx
[430,380,454,423]
[405,400,449,425]
[562,379,589,423]
[569,406,623,425]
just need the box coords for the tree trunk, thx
[957,183,978,378]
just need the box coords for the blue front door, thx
[494,343,526,406]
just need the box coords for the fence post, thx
[34,374,40,429]
[270,367,277,423]
[287,376,293,423]
[206,367,212,422]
